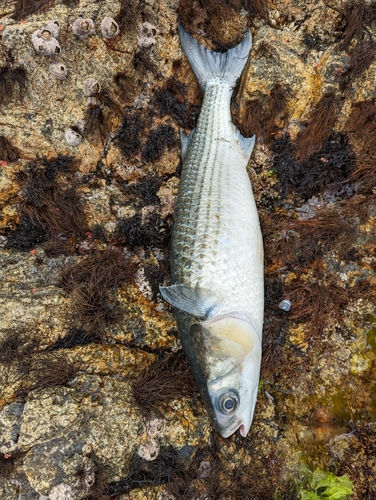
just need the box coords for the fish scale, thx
[171,82,264,334]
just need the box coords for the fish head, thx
[187,313,262,438]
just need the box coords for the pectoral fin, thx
[159,284,221,318]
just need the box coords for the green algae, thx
[297,464,353,500]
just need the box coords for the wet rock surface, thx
[0,0,376,498]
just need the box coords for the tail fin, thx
[178,22,252,90]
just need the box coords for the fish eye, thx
[217,391,239,414]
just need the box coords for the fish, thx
[160,23,264,438]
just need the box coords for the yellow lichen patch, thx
[0,167,20,231]
[288,324,309,351]
[350,353,371,376]
[69,343,156,378]
[118,284,177,350]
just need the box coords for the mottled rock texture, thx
[0,0,376,498]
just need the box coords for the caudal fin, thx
[178,22,252,90]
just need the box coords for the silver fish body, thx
[161,24,264,438]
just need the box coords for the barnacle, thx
[49,62,68,80]
[137,22,157,49]
[72,18,95,39]
[42,19,61,38]
[31,29,61,56]
[100,16,120,39]
[65,127,82,146]
[84,78,101,97]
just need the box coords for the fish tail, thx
[178,22,252,90]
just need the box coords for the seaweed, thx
[177,0,268,48]
[113,71,138,102]
[130,352,198,419]
[272,133,356,200]
[345,100,376,133]
[144,262,169,301]
[59,249,138,338]
[115,212,171,249]
[26,353,81,391]
[238,84,288,143]
[49,327,102,350]
[334,0,376,51]
[119,176,162,207]
[106,447,187,496]
[77,461,109,500]
[296,93,337,161]
[0,136,21,162]
[43,238,69,257]
[261,274,289,378]
[302,32,323,50]
[97,88,124,119]
[116,110,143,159]
[90,225,107,242]
[83,105,109,143]
[287,260,349,333]
[114,0,140,32]
[0,65,27,106]
[154,77,200,129]
[292,207,356,258]
[0,453,16,481]
[132,50,158,77]
[0,328,42,381]
[12,0,55,20]
[142,125,177,163]
[244,0,269,21]
[6,156,86,251]
[347,40,376,77]
[342,100,376,187]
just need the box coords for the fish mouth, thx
[218,419,250,438]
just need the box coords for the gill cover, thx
[184,313,262,438]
